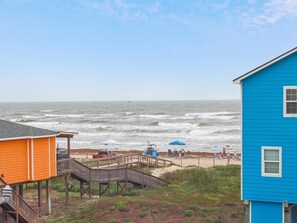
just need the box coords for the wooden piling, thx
[46,180,51,215]
[38,181,42,207]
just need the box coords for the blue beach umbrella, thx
[169,140,186,146]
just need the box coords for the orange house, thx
[0,120,57,185]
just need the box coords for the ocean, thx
[0,100,241,152]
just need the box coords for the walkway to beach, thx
[161,155,241,168]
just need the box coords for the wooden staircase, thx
[57,158,169,196]
[0,178,39,223]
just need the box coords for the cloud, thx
[78,0,161,21]
[212,0,230,10]
[241,0,297,26]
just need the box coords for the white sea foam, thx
[185,112,237,120]
[158,122,198,129]
[44,114,84,118]
[41,110,53,112]
[22,115,43,119]
[139,114,170,119]
[189,126,240,136]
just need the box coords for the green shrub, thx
[160,207,168,212]
[109,206,116,211]
[230,211,239,218]
[184,209,194,217]
[162,166,240,193]
[199,208,209,217]
[106,220,118,223]
[138,211,147,218]
[102,210,110,215]
[115,201,127,212]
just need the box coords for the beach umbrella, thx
[212,145,221,152]
[101,139,121,145]
[101,139,121,150]
[168,140,186,146]
[223,145,233,151]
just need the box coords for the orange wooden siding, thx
[33,138,50,181]
[0,140,28,184]
[0,137,57,185]
[50,137,57,176]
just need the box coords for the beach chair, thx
[168,149,174,157]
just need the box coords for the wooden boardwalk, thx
[57,158,169,197]
[0,177,39,223]
[81,154,173,169]
[0,156,170,223]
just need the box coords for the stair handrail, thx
[57,159,169,188]
[126,168,170,185]
[0,176,39,223]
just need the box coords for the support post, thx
[67,137,71,158]
[46,180,51,215]
[19,184,23,197]
[80,181,83,198]
[15,185,19,223]
[38,181,42,207]
[64,176,69,205]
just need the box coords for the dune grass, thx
[42,165,243,223]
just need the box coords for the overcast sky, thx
[0,0,296,102]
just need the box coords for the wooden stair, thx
[0,178,39,223]
[57,158,169,196]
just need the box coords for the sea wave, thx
[139,114,170,119]
[185,112,238,120]
[189,126,240,136]
[158,122,198,129]
[41,110,53,112]
[44,114,84,118]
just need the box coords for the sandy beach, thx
[70,148,241,177]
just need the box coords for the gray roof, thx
[0,119,57,140]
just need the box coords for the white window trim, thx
[261,146,282,177]
[283,86,297,117]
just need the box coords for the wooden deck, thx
[81,154,173,169]
[0,177,39,223]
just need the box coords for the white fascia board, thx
[0,135,57,142]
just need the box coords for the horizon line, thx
[0,99,240,103]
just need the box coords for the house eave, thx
[0,134,58,142]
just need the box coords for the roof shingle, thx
[0,119,57,139]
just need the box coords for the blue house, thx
[234,47,297,223]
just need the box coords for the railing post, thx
[108,170,111,195]
[125,168,128,192]
[64,176,69,205]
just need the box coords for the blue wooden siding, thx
[251,201,282,223]
[242,52,297,203]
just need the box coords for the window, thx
[284,86,297,117]
[262,147,282,177]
